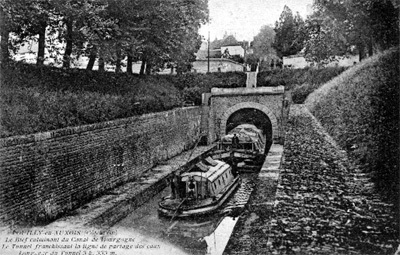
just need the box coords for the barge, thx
[158,157,240,218]
[212,124,267,171]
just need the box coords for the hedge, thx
[0,62,246,137]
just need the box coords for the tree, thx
[69,0,148,71]
[303,10,348,66]
[273,5,305,57]
[367,0,399,49]
[253,25,275,57]
[134,0,208,75]
[0,0,13,63]
[252,25,277,70]
[293,12,308,54]
[51,0,109,68]
[0,0,54,65]
[309,0,399,62]
[1,0,208,75]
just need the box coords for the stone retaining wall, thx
[0,107,202,225]
[223,144,283,254]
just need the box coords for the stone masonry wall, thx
[0,107,202,225]
[209,93,284,143]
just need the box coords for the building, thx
[282,54,309,69]
[193,39,246,73]
[191,58,246,73]
[220,45,245,57]
[283,54,359,69]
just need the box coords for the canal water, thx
[115,174,257,255]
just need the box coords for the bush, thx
[166,71,246,91]
[291,83,318,104]
[257,67,347,90]
[182,86,203,105]
[258,67,347,104]
[305,48,399,211]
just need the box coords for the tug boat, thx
[158,157,240,218]
[212,124,267,171]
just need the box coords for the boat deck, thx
[161,197,214,209]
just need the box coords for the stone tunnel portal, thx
[226,108,273,152]
[207,86,286,146]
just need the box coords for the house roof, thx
[283,53,305,59]
[221,44,243,47]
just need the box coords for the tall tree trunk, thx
[37,23,46,66]
[86,46,96,70]
[98,53,105,72]
[358,43,365,62]
[368,39,374,57]
[63,19,73,68]
[127,54,133,74]
[115,44,122,73]
[0,14,10,64]
[145,59,152,75]
[140,54,146,75]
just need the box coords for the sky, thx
[199,0,314,41]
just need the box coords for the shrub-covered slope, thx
[257,67,347,89]
[305,48,399,209]
[257,67,347,103]
[0,62,245,137]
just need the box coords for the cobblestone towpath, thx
[224,104,399,255]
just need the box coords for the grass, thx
[305,48,399,210]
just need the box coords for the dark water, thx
[115,174,256,255]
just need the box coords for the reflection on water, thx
[116,175,255,255]
[204,217,238,255]
[163,215,238,255]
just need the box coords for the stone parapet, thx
[211,86,285,96]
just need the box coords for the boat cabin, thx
[179,157,235,199]
[159,157,240,217]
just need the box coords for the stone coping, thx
[211,86,285,96]
[0,106,201,147]
[258,144,284,189]
[46,145,216,229]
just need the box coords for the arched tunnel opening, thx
[225,108,273,153]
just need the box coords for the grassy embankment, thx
[257,67,348,103]
[305,48,399,210]
[0,62,245,138]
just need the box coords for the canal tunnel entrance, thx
[226,108,273,153]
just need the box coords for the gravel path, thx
[224,105,398,255]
